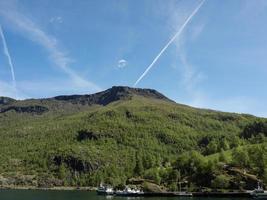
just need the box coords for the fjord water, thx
[0,190,250,200]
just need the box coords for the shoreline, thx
[0,187,258,198]
[0,186,253,198]
[0,186,97,191]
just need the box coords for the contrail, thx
[134,0,205,87]
[0,25,17,94]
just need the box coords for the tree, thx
[170,169,180,183]
[206,140,218,154]
[232,147,249,167]
[263,169,267,185]
[134,153,144,176]
[219,150,228,163]
[211,175,230,189]
[58,164,67,180]
[220,138,229,151]
[144,168,161,185]
[241,121,267,139]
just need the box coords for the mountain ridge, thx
[0,86,177,115]
[0,86,259,117]
[0,86,173,105]
[52,86,174,105]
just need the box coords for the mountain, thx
[0,86,172,114]
[53,86,173,105]
[0,86,266,190]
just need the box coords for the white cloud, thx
[0,1,101,94]
[49,16,63,24]
[190,22,205,41]
[175,38,205,93]
[168,1,206,95]
[117,59,127,68]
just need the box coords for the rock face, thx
[0,105,49,114]
[53,86,172,106]
[142,182,166,192]
[53,155,100,173]
[76,130,112,141]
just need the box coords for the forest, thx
[0,86,266,191]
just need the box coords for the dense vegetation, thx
[0,86,266,191]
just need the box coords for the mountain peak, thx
[54,86,172,106]
[108,86,171,101]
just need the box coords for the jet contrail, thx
[0,25,17,93]
[134,0,206,87]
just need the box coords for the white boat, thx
[97,183,114,195]
[250,182,267,199]
[174,191,193,197]
[252,193,267,199]
[115,186,144,196]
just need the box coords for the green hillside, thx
[0,86,266,190]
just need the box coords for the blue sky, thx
[0,0,267,117]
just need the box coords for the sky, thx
[0,0,267,117]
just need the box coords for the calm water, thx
[0,190,250,200]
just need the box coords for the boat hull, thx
[252,194,267,199]
[173,192,192,197]
[115,193,144,197]
[97,191,114,195]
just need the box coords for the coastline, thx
[0,186,97,191]
[0,186,256,198]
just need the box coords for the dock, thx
[104,191,253,198]
[142,192,192,197]
[192,191,251,198]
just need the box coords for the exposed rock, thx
[54,86,172,106]
[77,130,99,141]
[142,182,166,192]
[53,155,100,173]
[0,105,48,114]
[0,175,9,186]
[0,174,37,187]
[76,130,112,141]
[37,175,63,188]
